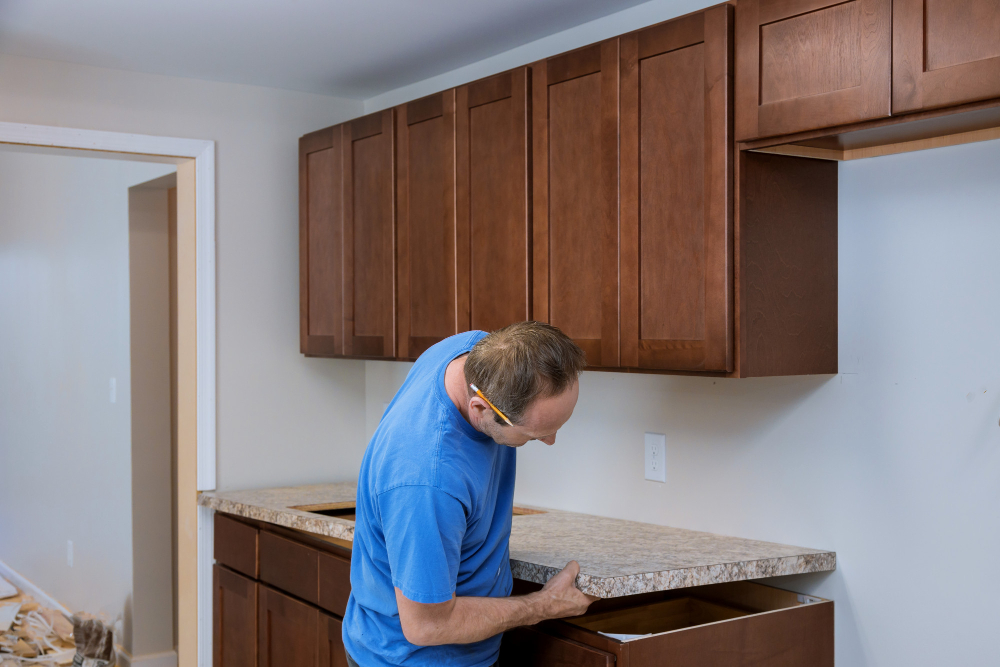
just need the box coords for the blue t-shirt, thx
[343,331,517,666]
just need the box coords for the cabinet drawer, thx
[318,552,352,617]
[259,531,319,604]
[543,582,832,667]
[215,513,259,578]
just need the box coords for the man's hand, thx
[395,560,597,646]
[534,560,597,619]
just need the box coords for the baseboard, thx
[118,649,178,667]
[0,558,71,615]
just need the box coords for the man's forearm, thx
[403,591,551,646]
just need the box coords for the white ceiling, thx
[0,0,655,99]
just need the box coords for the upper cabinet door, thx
[894,0,1000,114]
[396,91,467,360]
[532,40,620,368]
[456,67,531,334]
[620,5,734,372]
[343,110,396,358]
[300,126,344,357]
[735,0,891,140]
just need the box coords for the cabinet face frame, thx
[343,109,397,358]
[395,90,467,360]
[893,0,1000,114]
[620,4,734,372]
[532,39,621,368]
[456,66,532,334]
[299,126,345,357]
[735,0,892,140]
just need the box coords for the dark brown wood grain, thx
[395,90,463,359]
[259,531,319,605]
[457,67,531,333]
[214,513,259,578]
[736,0,891,140]
[318,552,352,618]
[499,626,615,667]
[258,585,319,667]
[893,0,1000,114]
[214,565,258,667]
[318,612,348,667]
[620,4,733,372]
[343,109,395,358]
[532,39,619,368]
[299,126,344,357]
[738,151,837,377]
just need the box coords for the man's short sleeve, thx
[379,485,467,604]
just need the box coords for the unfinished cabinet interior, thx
[395,90,465,360]
[458,67,532,334]
[893,0,1000,114]
[532,40,620,368]
[620,5,734,372]
[500,581,833,667]
[735,0,892,141]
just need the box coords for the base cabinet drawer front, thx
[499,625,615,667]
[893,0,1000,113]
[259,531,320,605]
[537,582,833,667]
[214,565,258,667]
[736,0,892,140]
[318,552,352,617]
[215,513,259,578]
[318,612,349,667]
[259,585,320,667]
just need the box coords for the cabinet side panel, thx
[739,151,837,377]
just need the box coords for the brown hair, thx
[464,321,586,425]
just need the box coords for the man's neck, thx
[444,354,472,424]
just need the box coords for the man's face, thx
[474,380,580,447]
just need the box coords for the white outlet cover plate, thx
[644,432,666,483]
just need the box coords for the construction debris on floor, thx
[0,576,115,667]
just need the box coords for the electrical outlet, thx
[644,433,666,483]
[67,540,74,567]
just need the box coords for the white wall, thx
[0,53,369,492]
[0,150,175,629]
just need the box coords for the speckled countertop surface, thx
[199,483,836,598]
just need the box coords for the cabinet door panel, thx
[396,91,466,359]
[894,0,1000,113]
[318,612,349,667]
[736,0,891,140]
[343,110,395,357]
[214,565,258,667]
[533,40,620,368]
[258,585,319,667]
[300,127,344,356]
[457,68,531,333]
[621,5,733,372]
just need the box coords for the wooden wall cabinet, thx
[893,0,1000,114]
[532,40,620,368]
[457,67,533,334]
[395,90,465,360]
[620,5,734,372]
[735,0,892,141]
[299,110,396,359]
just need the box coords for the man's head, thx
[463,321,585,447]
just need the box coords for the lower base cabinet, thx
[500,581,833,667]
[257,584,350,667]
[214,565,258,667]
[319,612,348,667]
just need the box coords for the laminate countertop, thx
[199,483,836,598]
